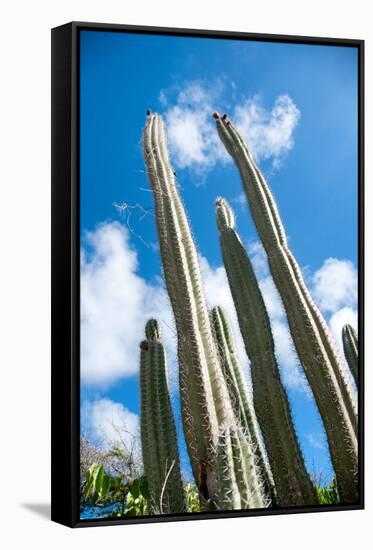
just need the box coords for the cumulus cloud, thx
[81,398,140,452]
[311,258,358,314]
[311,258,358,386]
[234,95,300,165]
[162,83,226,170]
[329,307,358,360]
[81,220,357,398]
[81,221,175,385]
[161,82,300,173]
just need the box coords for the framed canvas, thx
[51,21,364,528]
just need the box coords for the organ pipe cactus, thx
[342,324,358,385]
[214,113,358,502]
[215,199,317,506]
[140,319,185,514]
[143,112,267,509]
[210,305,276,503]
[216,426,267,510]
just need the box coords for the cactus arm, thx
[210,305,276,503]
[140,320,185,513]
[214,116,358,502]
[342,324,359,384]
[215,199,317,506]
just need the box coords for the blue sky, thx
[80,29,358,489]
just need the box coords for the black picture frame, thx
[51,21,365,528]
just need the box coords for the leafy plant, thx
[125,476,150,516]
[316,478,340,505]
[184,483,201,513]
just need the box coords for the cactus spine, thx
[210,305,276,503]
[216,427,266,510]
[140,319,185,514]
[214,114,358,503]
[143,112,267,509]
[215,198,317,505]
[342,324,358,385]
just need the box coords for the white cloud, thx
[311,258,358,388]
[81,398,139,452]
[81,221,175,385]
[311,258,357,314]
[234,95,300,164]
[329,307,358,347]
[81,221,357,398]
[162,83,226,170]
[329,306,358,381]
[161,83,300,173]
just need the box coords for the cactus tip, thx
[140,339,149,351]
[147,108,151,116]
[145,318,161,341]
[222,113,227,120]
[212,111,220,120]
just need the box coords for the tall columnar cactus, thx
[214,113,358,503]
[216,426,267,510]
[143,112,267,509]
[140,319,185,514]
[210,305,276,503]
[215,199,317,506]
[342,324,359,385]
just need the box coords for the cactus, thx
[140,319,185,514]
[210,305,276,503]
[216,427,267,510]
[214,113,358,503]
[143,112,267,509]
[342,324,358,385]
[215,199,317,506]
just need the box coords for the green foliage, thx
[84,463,200,517]
[316,479,340,505]
[125,477,150,516]
[84,464,114,504]
[184,483,201,513]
